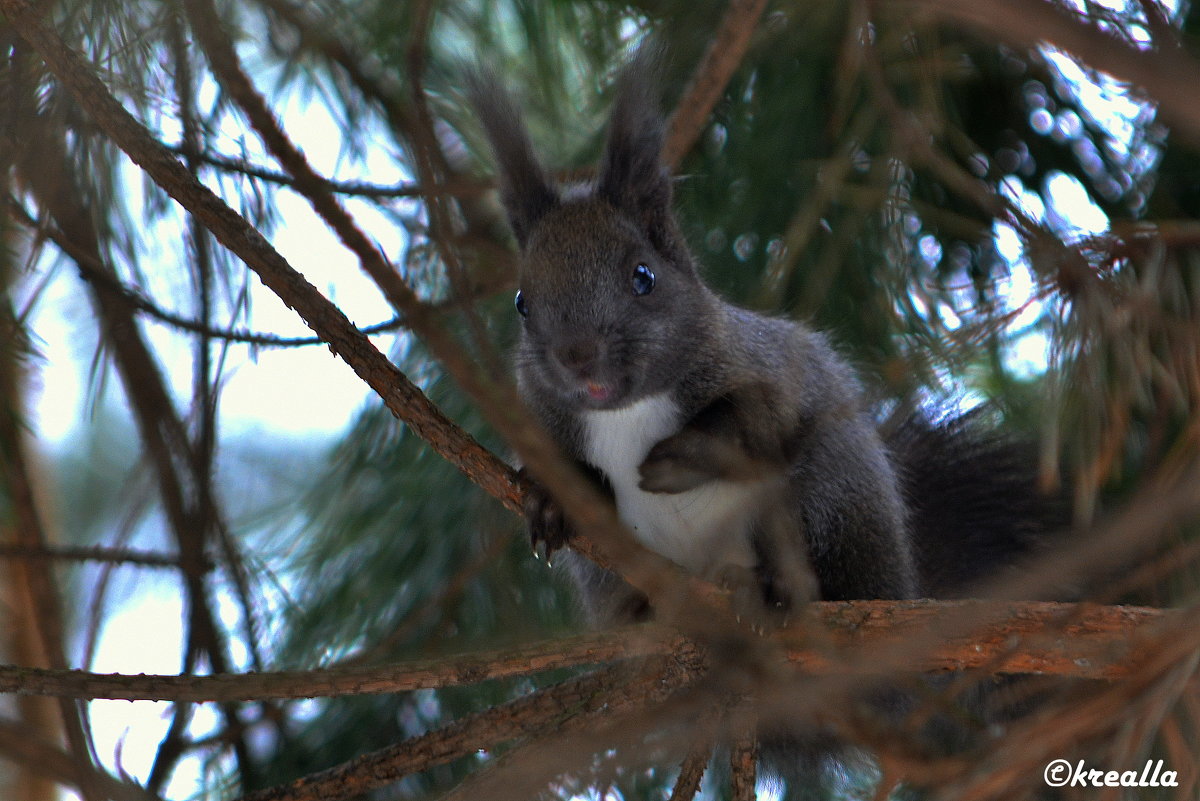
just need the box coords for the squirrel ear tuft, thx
[465,68,559,247]
[597,43,673,248]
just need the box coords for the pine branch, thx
[159,143,491,198]
[0,627,687,702]
[0,0,527,519]
[667,742,711,801]
[0,212,104,800]
[0,601,1180,704]
[235,663,677,801]
[728,730,757,801]
[0,543,204,571]
[663,0,770,169]
[6,43,259,786]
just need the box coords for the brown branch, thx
[775,599,1175,681]
[663,0,770,169]
[0,543,205,571]
[0,626,686,702]
[235,664,662,801]
[728,730,757,801]
[0,601,1179,704]
[667,742,712,801]
[432,649,704,801]
[182,0,441,327]
[6,41,259,786]
[161,143,491,198]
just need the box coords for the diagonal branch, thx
[235,662,685,801]
[663,0,770,169]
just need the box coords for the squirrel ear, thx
[466,69,559,247]
[597,45,673,247]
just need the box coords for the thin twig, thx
[161,143,491,198]
[6,195,406,347]
[0,543,203,571]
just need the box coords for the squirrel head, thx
[468,50,711,411]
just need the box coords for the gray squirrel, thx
[466,55,1059,626]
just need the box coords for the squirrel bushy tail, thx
[886,410,1067,599]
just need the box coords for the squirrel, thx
[466,52,1059,626]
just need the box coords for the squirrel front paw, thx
[519,468,573,562]
[638,430,721,493]
[716,563,789,633]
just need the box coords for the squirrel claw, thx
[521,468,573,562]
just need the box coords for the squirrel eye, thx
[514,290,528,318]
[631,263,656,296]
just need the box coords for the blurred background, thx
[2,0,1199,798]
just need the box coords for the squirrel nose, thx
[554,341,599,374]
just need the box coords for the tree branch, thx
[0,626,685,702]
[663,0,770,169]
[0,601,1179,705]
[235,663,679,801]
[0,188,103,800]
[160,143,491,198]
[0,543,205,571]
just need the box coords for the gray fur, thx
[467,58,919,622]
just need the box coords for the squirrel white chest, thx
[581,394,761,578]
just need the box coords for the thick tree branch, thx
[667,742,711,801]
[0,601,1179,705]
[0,627,686,701]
